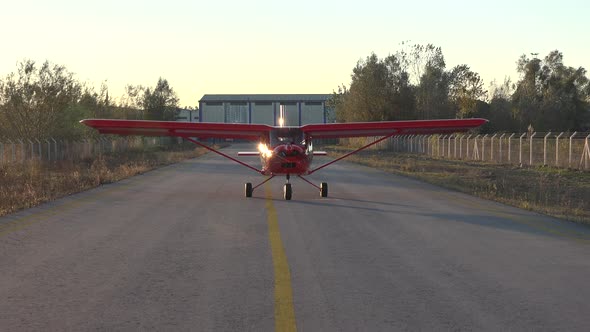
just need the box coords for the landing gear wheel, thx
[245,182,253,197]
[320,182,328,198]
[283,183,292,200]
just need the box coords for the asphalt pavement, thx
[1,144,590,331]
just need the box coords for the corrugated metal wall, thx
[200,96,327,125]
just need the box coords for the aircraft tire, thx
[320,182,328,197]
[284,183,292,200]
[245,182,253,197]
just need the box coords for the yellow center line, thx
[264,183,297,332]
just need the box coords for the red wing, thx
[80,119,273,141]
[301,118,488,138]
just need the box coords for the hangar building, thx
[198,94,332,126]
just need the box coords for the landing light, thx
[258,143,273,158]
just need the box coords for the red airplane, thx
[81,118,487,200]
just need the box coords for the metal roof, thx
[199,94,331,103]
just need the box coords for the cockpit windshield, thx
[270,127,305,146]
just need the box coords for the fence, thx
[0,137,178,164]
[371,132,590,171]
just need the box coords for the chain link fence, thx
[0,137,179,164]
[369,131,590,171]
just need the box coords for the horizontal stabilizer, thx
[238,152,260,156]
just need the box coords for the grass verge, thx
[325,146,590,225]
[0,145,209,217]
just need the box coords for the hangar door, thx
[226,102,248,123]
[279,103,299,126]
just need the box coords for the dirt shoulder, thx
[325,146,590,225]
[0,146,208,217]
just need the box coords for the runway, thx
[1,144,590,331]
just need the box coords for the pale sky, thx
[1,0,588,107]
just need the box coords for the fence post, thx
[447,135,452,157]
[52,138,57,161]
[18,139,24,162]
[416,135,423,153]
[473,135,480,160]
[529,132,537,166]
[499,134,505,163]
[8,139,15,162]
[403,135,407,152]
[397,135,406,152]
[508,133,515,163]
[484,134,488,161]
[519,133,526,165]
[543,132,551,166]
[569,132,577,168]
[555,133,564,167]
[432,135,436,156]
[490,134,497,162]
[46,139,51,161]
[28,139,34,160]
[466,135,471,159]
[581,134,590,170]
[35,139,41,160]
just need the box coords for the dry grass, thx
[325,146,590,225]
[0,145,209,217]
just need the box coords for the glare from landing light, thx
[258,143,273,158]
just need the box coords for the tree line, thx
[329,44,590,133]
[1,45,588,140]
[0,60,183,140]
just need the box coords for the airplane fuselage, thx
[258,127,315,176]
[261,143,313,176]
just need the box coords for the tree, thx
[448,65,487,118]
[512,51,589,131]
[142,78,179,121]
[487,78,518,132]
[0,60,83,139]
[512,55,542,131]
[384,54,415,120]
[415,63,451,119]
[334,53,415,123]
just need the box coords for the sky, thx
[1,0,589,107]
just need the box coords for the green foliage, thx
[512,51,589,131]
[0,60,82,139]
[448,65,487,118]
[334,46,589,133]
[334,52,415,122]
[142,78,179,121]
[0,60,184,139]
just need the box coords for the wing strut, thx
[183,137,264,175]
[308,133,396,175]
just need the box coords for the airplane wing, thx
[301,118,488,138]
[80,119,273,141]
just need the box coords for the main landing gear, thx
[244,174,328,200]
